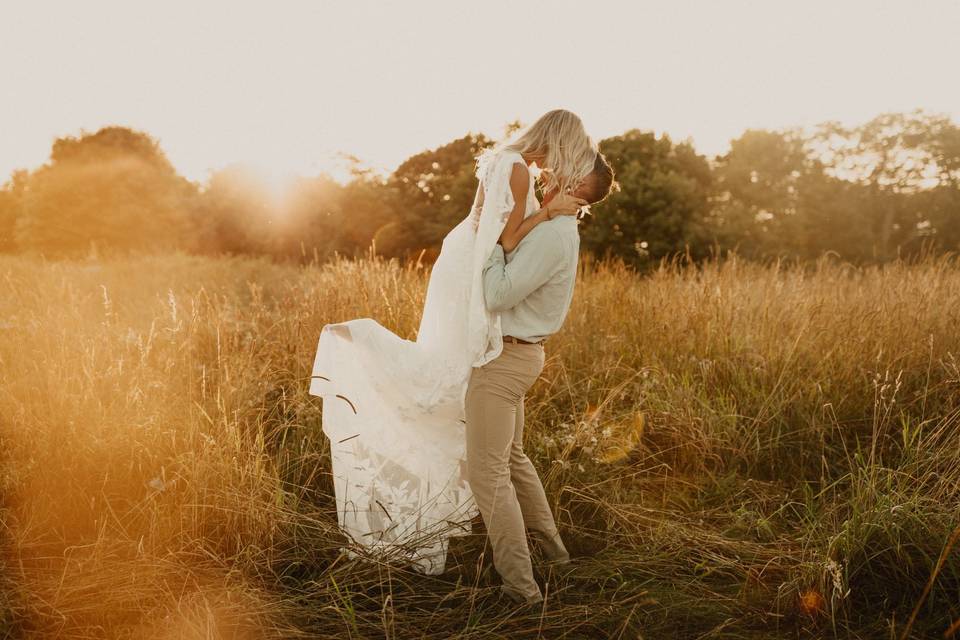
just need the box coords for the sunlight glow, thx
[0,0,957,184]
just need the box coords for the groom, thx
[464,152,615,605]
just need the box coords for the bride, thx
[309,109,597,575]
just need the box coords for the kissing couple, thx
[310,108,615,604]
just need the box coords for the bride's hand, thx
[544,192,588,219]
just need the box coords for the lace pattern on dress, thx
[476,147,522,225]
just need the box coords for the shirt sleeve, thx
[481,228,566,313]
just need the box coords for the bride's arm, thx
[496,163,564,253]
[496,163,541,252]
[496,163,586,253]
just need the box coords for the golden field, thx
[1,252,958,639]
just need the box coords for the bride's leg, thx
[509,395,571,564]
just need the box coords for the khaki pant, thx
[464,341,570,603]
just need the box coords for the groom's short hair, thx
[580,152,616,204]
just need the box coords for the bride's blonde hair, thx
[502,109,597,196]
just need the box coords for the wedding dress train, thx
[308,148,537,574]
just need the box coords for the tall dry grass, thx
[1,250,958,639]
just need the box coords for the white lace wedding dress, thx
[309,148,538,574]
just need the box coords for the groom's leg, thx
[465,348,543,604]
[510,395,571,564]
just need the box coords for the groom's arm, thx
[481,229,565,312]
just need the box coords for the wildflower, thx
[799,589,825,617]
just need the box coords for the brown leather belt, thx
[503,335,542,345]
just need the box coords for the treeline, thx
[1,110,958,268]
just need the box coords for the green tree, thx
[333,159,395,257]
[711,112,960,264]
[16,126,199,257]
[710,129,807,259]
[811,110,960,261]
[581,130,713,269]
[710,128,872,262]
[192,164,277,256]
[194,161,394,263]
[270,173,367,262]
[0,170,27,252]
[376,133,493,257]
[910,115,960,254]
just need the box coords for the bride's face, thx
[543,175,596,205]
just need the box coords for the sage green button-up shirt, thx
[481,215,580,343]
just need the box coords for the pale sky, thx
[1,0,958,187]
